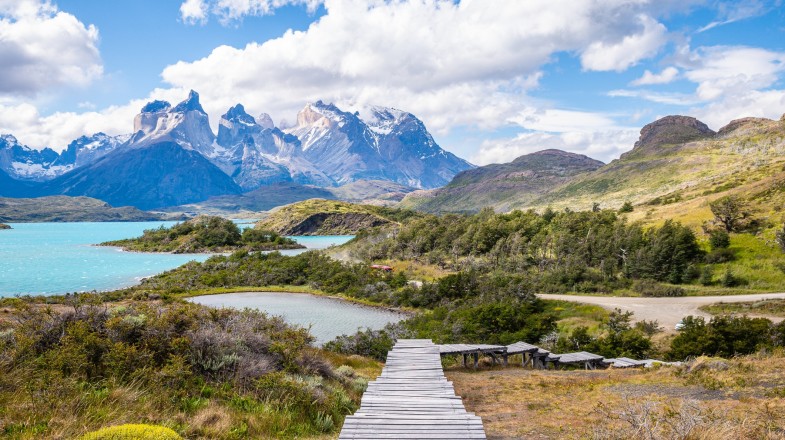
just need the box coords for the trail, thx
[538,293,785,329]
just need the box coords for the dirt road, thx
[538,293,785,330]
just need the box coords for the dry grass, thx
[446,351,785,439]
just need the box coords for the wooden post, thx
[503,353,508,367]
[473,351,479,369]
[462,353,467,368]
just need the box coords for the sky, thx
[0,0,784,166]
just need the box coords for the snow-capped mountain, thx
[54,132,130,169]
[285,101,473,188]
[0,135,65,181]
[129,90,217,157]
[0,91,473,208]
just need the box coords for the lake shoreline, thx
[182,287,416,316]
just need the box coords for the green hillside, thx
[254,199,421,235]
[102,215,302,253]
[401,113,785,231]
[400,149,603,213]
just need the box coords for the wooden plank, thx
[338,339,487,440]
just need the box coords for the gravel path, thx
[538,293,785,330]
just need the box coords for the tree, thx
[618,201,634,213]
[775,224,785,253]
[709,196,751,233]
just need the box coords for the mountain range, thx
[0,91,472,209]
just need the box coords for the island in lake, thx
[0,223,10,229]
[101,215,304,253]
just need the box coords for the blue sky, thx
[1,0,784,165]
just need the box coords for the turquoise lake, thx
[189,292,406,345]
[0,222,353,296]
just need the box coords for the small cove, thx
[188,291,407,344]
[0,221,352,296]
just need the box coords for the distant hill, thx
[400,149,604,213]
[0,196,166,222]
[533,113,785,226]
[255,199,419,235]
[400,113,785,227]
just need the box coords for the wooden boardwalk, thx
[338,339,487,439]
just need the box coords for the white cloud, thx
[580,15,668,72]
[631,66,679,85]
[608,89,699,106]
[698,0,772,32]
[471,129,640,166]
[0,0,102,95]
[163,0,679,138]
[180,0,208,24]
[692,89,785,129]
[0,88,189,151]
[682,46,785,101]
[181,0,323,24]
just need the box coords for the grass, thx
[542,300,609,333]
[701,299,785,318]
[446,350,785,439]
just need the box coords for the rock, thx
[717,117,773,137]
[633,115,715,150]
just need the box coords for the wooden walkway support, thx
[339,339,487,439]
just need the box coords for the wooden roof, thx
[552,351,604,364]
[437,344,506,355]
[505,341,540,354]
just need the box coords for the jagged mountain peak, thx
[256,112,274,129]
[0,134,20,145]
[222,104,256,125]
[173,90,205,113]
[141,100,171,113]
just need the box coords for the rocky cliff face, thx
[129,90,217,157]
[624,116,716,158]
[285,101,473,188]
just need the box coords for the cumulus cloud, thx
[0,88,190,151]
[631,67,679,86]
[180,0,323,24]
[0,0,102,95]
[163,0,680,137]
[580,15,668,72]
[682,46,785,101]
[471,129,640,166]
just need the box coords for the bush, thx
[79,424,182,440]
[668,315,776,360]
[721,269,744,287]
[700,266,714,286]
[618,201,634,213]
[708,230,730,250]
[632,279,685,297]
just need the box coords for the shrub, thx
[708,230,731,250]
[721,269,744,287]
[669,315,776,360]
[633,279,685,297]
[700,266,714,286]
[618,201,634,213]
[79,424,182,440]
